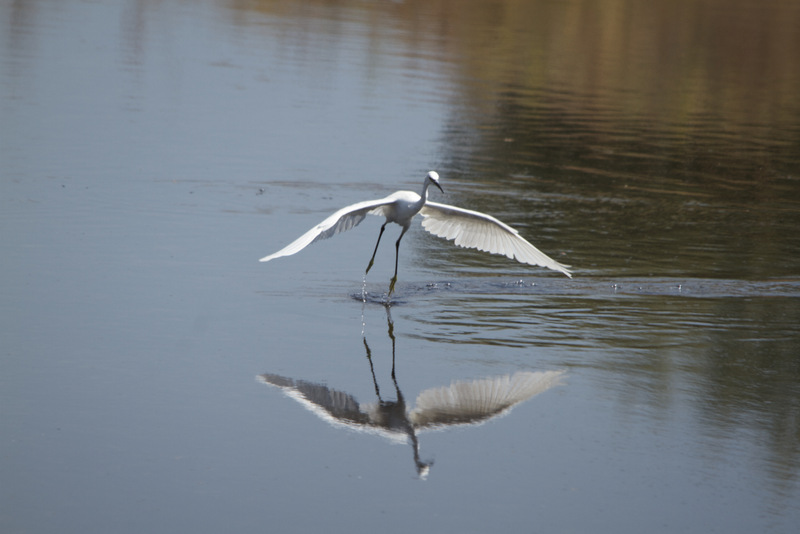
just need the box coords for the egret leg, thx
[366,223,387,274]
[388,227,408,296]
[386,307,396,379]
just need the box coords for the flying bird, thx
[260,171,571,294]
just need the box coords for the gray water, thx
[2,1,800,533]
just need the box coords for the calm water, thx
[2,0,799,532]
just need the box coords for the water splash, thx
[360,274,368,336]
[361,273,368,304]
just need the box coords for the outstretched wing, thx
[260,197,394,262]
[409,370,565,430]
[419,201,572,277]
[257,374,370,427]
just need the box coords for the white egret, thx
[258,370,565,477]
[258,307,565,476]
[260,171,572,294]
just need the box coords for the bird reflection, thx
[258,309,564,478]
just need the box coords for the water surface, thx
[2,1,799,533]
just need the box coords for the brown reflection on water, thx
[227,0,800,279]
[449,0,798,123]
[3,0,799,527]
[428,0,800,280]
[231,0,800,133]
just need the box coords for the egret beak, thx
[433,181,444,194]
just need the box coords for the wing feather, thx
[419,202,572,277]
[409,371,565,429]
[260,198,393,262]
[257,374,368,425]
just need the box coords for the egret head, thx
[426,171,444,194]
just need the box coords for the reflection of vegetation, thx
[442,0,798,123]
[232,0,800,144]
[232,0,800,495]
[230,0,800,279]
[697,297,800,489]
[418,289,800,495]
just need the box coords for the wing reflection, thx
[258,309,565,478]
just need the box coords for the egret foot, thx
[388,276,398,296]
